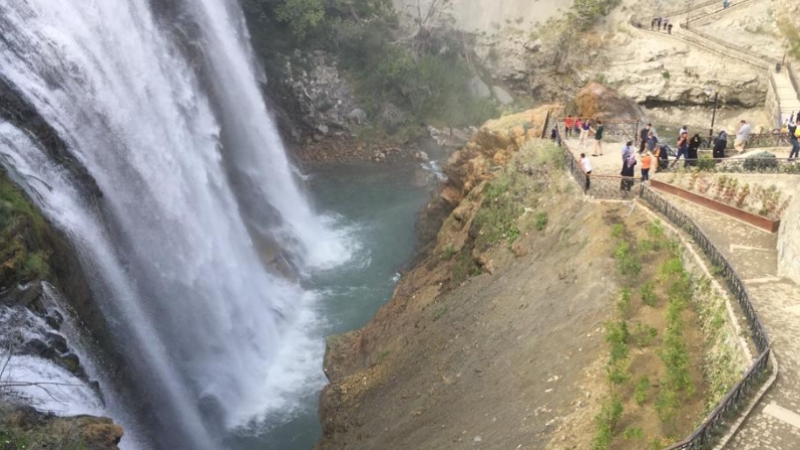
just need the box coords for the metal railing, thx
[548,113,772,450]
[658,156,800,174]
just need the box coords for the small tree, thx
[275,0,326,37]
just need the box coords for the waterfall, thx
[0,0,348,448]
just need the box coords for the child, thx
[641,150,652,182]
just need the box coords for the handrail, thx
[547,114,772,450]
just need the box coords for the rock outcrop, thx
[0,405,123,450]
[574,82,646,120]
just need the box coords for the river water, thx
[225,161,437,450]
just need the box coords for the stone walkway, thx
[654,192,800,449]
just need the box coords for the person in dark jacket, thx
[687,133,702,166]
[639,123,652,154]
[712,130,727,159]
[790,122,800,160]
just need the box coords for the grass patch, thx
[433,306,448,322]
[534,212,548,231]
[592,397,623,450]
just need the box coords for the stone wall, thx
[778,195,800,283]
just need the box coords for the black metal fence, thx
[548,113,772,450]
[657,156,800,174]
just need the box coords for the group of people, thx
[650,17,673,33]
[563,116,606,157]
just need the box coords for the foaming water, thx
[0,1,349,448]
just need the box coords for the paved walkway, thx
[654,192,800,449]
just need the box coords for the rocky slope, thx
[314,107,626,449]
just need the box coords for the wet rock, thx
[492,86,514,105]
[45,331,69,354]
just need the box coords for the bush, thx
[535,212,548,231]
[640,282,657,307]
[742,151,778,171]
[614,242,641,276]
[592,397,623,450]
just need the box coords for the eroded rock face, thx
[778,195,800,283]
[600,26,765,107]
[575,82,646,120]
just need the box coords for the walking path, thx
[654,192,800,449]
[638,0,800,125]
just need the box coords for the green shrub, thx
[535,212,548,231]
[634,376,650,405]
[617,288,631,317]
[592,397,623,450]
[623,427,644,440]
[611,223,625,239]
[614,242,641,276]
[640,282,657,307]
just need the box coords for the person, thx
[564,115,575,137]
[791,122,800,160]
[639,123,652,154]
[621,140,635,166]
[550,126,559,142]
[657,17,662,30]
[667,23,673,34]
[647,131,660,171]
[580,153,592,191]
[723,0,730,8]
[680,124,688,135]
[735,119,751,153]
[688,133,702,166]
[657,143,670,169]
[663,18,669,31]
[641,150,652,182]
[673,131,688,166]
[651,18,656,30]
[580,119,592,147]
[620,148,636,191]
[713,130,728,159]
[591,120,605,156]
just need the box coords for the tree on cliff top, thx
[570,0,621,30]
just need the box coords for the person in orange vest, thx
[641,150,652,182]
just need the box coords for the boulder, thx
[347,108,367,124]
[467,76,492,99]
[575,82,645,121]
[492,86,514,105]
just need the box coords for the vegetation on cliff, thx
[0,167,53,287]
[243,0,498,136]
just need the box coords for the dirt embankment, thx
[314,107,627,450]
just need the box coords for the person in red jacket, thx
[564,115,575,137]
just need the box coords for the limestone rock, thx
[575,82,646,121]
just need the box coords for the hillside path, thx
[654,192,800,449]
[636,0,800,125]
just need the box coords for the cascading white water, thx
[0,0,348,448]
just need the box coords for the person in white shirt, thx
[580,153,592,191]
[735,119,752,153]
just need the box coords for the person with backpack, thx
[667,23,673,34]
[790,122,800,160]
